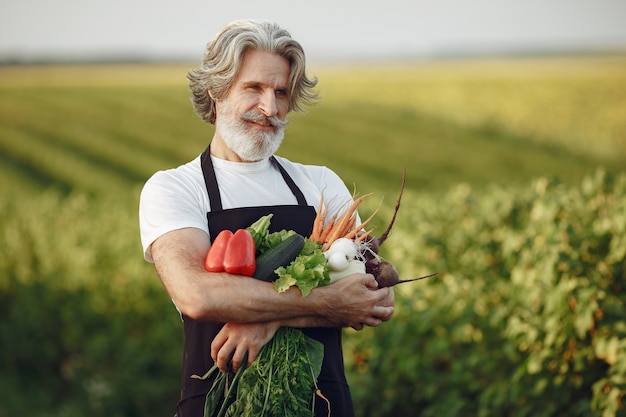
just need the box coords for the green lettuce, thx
[274,238,329,296]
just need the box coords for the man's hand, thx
[211,321,281,372]
[318,273,395,330]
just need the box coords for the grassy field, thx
[1,55,625,416]
[1,55,624,198]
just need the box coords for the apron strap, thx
[269,156,308,206]
[200,146,223,211]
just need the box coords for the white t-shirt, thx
[139,153,356,262]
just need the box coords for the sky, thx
[1,0,626,63]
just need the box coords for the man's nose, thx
[258,91,278,117]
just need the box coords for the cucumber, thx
[253,233,305,282]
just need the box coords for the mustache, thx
[240,110,289,129]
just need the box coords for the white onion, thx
[328,238,358,259]
[328,259,366,283]
[327,251,349,271]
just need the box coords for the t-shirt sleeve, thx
[330,170,363,224]
[139,170,209,263]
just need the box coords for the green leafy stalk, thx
[191,365,226,417]
[224,327,322,417]
[216,354,248,417]
[246,214,273,249]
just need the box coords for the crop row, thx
[0,85,206,196]
[316,55,626,161]
[2,58,625,199]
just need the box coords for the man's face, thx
[215,49,291,162]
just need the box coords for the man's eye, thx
[276,89,288,97]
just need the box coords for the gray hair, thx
[187,19,319,124]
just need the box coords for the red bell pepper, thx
[204,229,256,277]
[223,229,256,276]
[205,229,233,272]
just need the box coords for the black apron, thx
[176,146,355,417]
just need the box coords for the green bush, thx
[0,190,182,417]
[1,171,624,416]
[345,170,626,417]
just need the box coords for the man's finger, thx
[211,332,227,363]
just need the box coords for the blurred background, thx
[2,0,626,63]
[1,1,625,416]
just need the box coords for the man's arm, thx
[152,226,395,371]
[151,226,394,327]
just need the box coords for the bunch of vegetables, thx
[311,169,437,288]
[193,214,330,417]
[194,171,435,417]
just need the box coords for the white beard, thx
[217,100,288,161]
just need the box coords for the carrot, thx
[344,210,377,240]
[318,211,339,244]
[310,191,377,250]
[310,192,326,242]
[356,230,373,242]
[323,193,372,250]
[343,215,357,240]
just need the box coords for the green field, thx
[1,55,625,197]
[1,56,625,416]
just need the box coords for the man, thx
[139,19,395,417]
